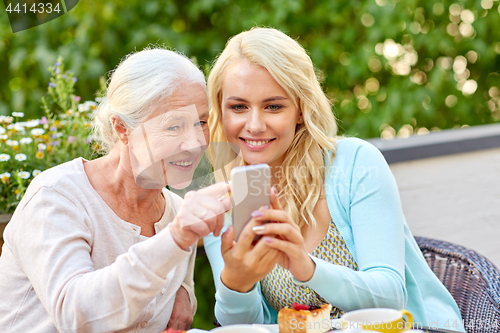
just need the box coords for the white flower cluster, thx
[78,101,98,112]
[31,128,45,136]
[6,119,41,133]
[0,153,28,161]
[0,116,13,124]
[7,123,26,133]
[6,140,18,146]
[15,154,27,161]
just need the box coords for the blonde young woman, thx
[203,28,464,332]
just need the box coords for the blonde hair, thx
[93,47,206,153]
[208,27,338,228]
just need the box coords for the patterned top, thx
[260,219,358,319]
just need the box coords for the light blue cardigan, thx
[204,138,464,332]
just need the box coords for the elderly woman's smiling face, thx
[128,82,209,189]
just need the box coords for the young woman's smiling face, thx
[221,59,302,168]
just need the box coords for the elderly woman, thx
[0,48,231,332]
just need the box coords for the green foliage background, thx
[2,0,500,138]
[2,0,500,329]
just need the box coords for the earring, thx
[299,118,303,122]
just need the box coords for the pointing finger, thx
[197,182,231,200]
[269,186,282,210]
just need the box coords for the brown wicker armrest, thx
[415,236,500,333]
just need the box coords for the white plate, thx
[211,324,271,333]
[253,319,343,332]
[252,324,279,333]
[331,319,343,330]
[206,319,344,333]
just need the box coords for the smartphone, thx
[230,164,271,240]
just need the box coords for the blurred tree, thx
[1,0,500,139]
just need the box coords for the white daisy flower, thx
[7,123,26,133]
[18,171,30,179]
[20,137,33,144]
[0,127,5,134]
[12,112,24,117]
[0,116,13,123]
[15,153,27,161]
[32,169,42,177]
[6,140,19,146]
[24,120,40,128]
[78,101,97,112]
[0,154,10,162]
[38,143,47,151]
[8,123,20,128]
[31,128,45,136]
[0,172,11,179]
[0,134,8,140]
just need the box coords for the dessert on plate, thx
[277,303,332,333]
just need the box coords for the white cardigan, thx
[0,158,196,333]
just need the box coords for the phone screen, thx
[230,164,271,240]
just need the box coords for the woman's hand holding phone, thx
[251,187,316,282]
[220,207,280,293]
[219,184,316,292]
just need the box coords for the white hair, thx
[93,47,206,153]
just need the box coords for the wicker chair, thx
[415,236,500,333]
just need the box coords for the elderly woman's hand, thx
[166,286,193,330]
[170,182,231,250]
